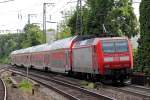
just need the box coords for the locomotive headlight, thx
[104,57,113,62]
[120,56,129,61]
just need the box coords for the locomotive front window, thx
[102,42,115,53]
[115,41,128,52]
[102,40,128,53]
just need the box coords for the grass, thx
[80,81,89,86]
[4,77,12,84]
[0,56,10,64]
[80,81,96,89]
[19,79,32,92]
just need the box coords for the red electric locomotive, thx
[10,36,133,83]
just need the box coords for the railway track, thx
[0,79,7,100]
[10,66,150,100]
[0,67,7,71]
[0,72,7,100]
[128,84,150,92]
[103,84,150,99]
[12,67,82,86]
[9,67,114,100]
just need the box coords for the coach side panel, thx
[30,52,45,69]
[45,49,70,73]
[72,46,99,74]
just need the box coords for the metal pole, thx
[27,66,29,83]
[28,14,30,24]
[43,3,46,43]
[56,22,58,40]
[79,0,83,36]
[28,14,36,24]
[76,0,83,36]
[43,3,55,43]
[76,0,79,35]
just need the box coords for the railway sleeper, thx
[9,77,18,88]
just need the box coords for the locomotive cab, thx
[98,37,133,83]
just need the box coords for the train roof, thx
[31,44,47,52]
[30,36,77,52]
[11,47,33,55]
[98,37,128,41]
[73,38,99,48]
[11,36,128,55]
[48,36,77,50]
[11,50,18,55]
[11,36,77,54]
[73,37,128,48]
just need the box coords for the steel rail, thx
[128,85,150,92]
[104,85,150,99]
[9,68,114,100]
[0,66,8,100]
[0,79,7,100]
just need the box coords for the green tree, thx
[106,0,139,38]
[0,33,21,63]
[57,20,71,39]
[68,0,139,38]
[68,7,90,36]
[21,24,44,48]
[0,24,44,63]
[137,0,150,74]
[86,0,114,36]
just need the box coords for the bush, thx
[19,79,32,92]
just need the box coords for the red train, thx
[10,36,133,83]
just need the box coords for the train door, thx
[44,53,49,67]
[65,50,71,72]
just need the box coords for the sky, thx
[0,0,76,32]
[0,0,141,33]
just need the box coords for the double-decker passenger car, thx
[10,36,133,83]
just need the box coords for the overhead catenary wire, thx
[17,0,73,22]
[0,0,140,33]
[0,0,77,22]
[0,0,14,3]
